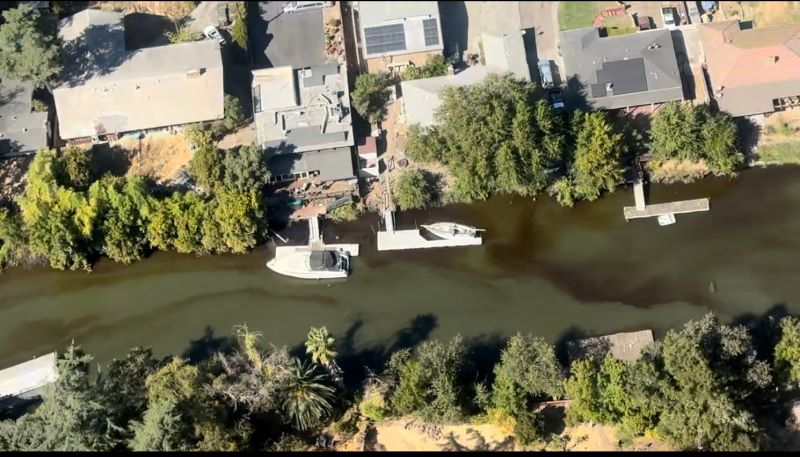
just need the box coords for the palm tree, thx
[282,359,336,431]
[305,326,342,383]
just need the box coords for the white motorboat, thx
[657,213,676,226]
[420,222,484,240]
[267,248,350,279]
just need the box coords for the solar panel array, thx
[423,18,439,47]
[364,23,406,55]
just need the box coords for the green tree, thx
[282,359,336,431]
[221,145,269,193]
[413,74,567,203]
[188,146,224,192]
[205,190,260,254]
[0,206,27,270]
[701,112,743,175]
[97,346,162,445]
[568,111,625,202]
[58,147,95,190]
[0,344,115,451]
[0,5,61,87]
[649,102,702,162]
[352,72,392,124]
[231,3,247,51]
[388,336,467,423]
[403,54,449,81]
[128,398,190,451]
[223,94,246,132]
[491,333,564,417]
[775,316,800,387]
[18,150,96,270]
[90,177,156,264]
[305,326,337,369]
[393,169,433,210]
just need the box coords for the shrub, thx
[393,169,432,210]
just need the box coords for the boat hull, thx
[266,249,349,279]
[421,223,481,240]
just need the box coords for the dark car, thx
[549,89,565,110]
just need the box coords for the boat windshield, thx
[309,250,340,271]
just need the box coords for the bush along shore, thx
[0,124,269,272]
[1,313,800,451]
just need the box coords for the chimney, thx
[605,82,614,96]
[767,55,779,64]
[186,68,206,78]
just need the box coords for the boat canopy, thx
[310,250,339,271]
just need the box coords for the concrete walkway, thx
[187,1,226,34]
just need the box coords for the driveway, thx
[519,1,559,62]
[248,1,326,69]
[187,1,227,34]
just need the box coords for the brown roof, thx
[701,20,800,116]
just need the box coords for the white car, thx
[283,1,328,14]
[203,25,226,45]
[661,7,677,30]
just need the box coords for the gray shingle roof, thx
[561,28,684,110]
[0,79,48,157]
[268,147,354,182]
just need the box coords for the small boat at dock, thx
[267,248,350,279]
[657,213,676,226]
[420,222,484,240]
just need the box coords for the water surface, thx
[1,167,799,367]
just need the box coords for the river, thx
[1,166,800,369]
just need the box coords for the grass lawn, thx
[559,1,602,31]
[722,1,800,27]
[603,15,636,36]
[757,141,800,165]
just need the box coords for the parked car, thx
[283,1,328,14]
[204,25,226,45]
[538,59,555,89]
[661,7,677,29]
[548,89,565,110]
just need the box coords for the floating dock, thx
[623,180,710,220]
[376,211,483,251]
[0,352,57,399]
[273,216,359,260]
[624,198,710,220]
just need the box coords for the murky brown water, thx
[2,166,800,367]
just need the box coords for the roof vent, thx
[767,55,779,64]
[186,68,206,78]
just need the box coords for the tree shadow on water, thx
[334,314,439,392]
[182,326,234,364]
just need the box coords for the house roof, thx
[268,147,355,182]
[253,64,353,153]
[0,79,48,157]
[359,0,443,59]
[560,28,684,110]
[700,20,800,117]
[53,9,224,139]
[481,30,531,81]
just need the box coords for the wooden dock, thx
[624,198,710,220]
[376,211,483,251]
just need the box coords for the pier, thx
[376,211,483,251]
[0,352,57,399]
[623,179,710,221]
[273,215,359,260]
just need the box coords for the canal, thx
[1,166,799,368]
